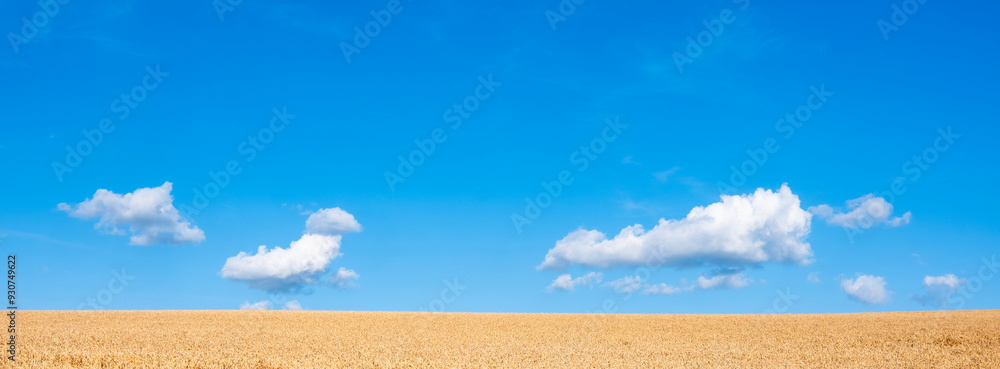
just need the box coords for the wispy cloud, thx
[807,272,821,283]
[546,272,602,292]
[652,166,681,183]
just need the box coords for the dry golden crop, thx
[3,310,998,368]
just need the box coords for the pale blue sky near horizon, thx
[1,0,998,313]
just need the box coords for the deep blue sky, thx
[1,0,998,313]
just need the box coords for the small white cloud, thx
[607,275,642,294]
[841,274,891,305]
[330,267,360,289]
[538,184,814,270]
[923,274,966,289]
[809,194,911,229]
[807,272,821,283]
[641,283,684,295]
[282,300,303,310]
[58,182,205,245]
[306,207,361,235]
[546,272,602,292]
[912,274,967,308]
[221,207,361,292]
[697,272,750,290]
[239,300,271,310]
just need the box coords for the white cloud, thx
[641,283,684,295]
[221,207,361,292]
[222,234,342,291]
[306,207,361,234]
[239,300,271,310]
[330,267,360,289]
[697,272,750,289]
[283,300,303,310]
[841,275,892,305]
[808,194,911,229]
[58,182,205,245]
[538,184,813,270]
[607,275,642,294]
[923,274,966,289]
[912,274,967,308]
[546,272,602,292]
[807,272,821,283]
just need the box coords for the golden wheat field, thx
[4,310,999,368]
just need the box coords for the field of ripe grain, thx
[5,310,999,368]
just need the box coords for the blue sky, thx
[1,0,998,313]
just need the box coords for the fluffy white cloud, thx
[58,182,204,246]
[221,207,361,292]
[239,300,271,310]
[841,275,892,305]
[222,234,342,291]
[283,300,303,310]
[912,274,967,308]
[306,207,362,234]
[330,267,360,289]
[809,194,911,229]
[607,275,642,294]
[641,283,684,295]
[697,272,750,289]
[538,184,813,270]
[546,272,602,292]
